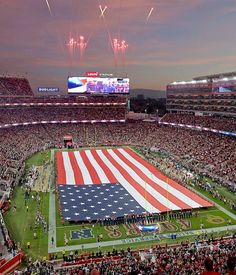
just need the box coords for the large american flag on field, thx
[56,148,213,221]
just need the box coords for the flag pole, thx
[145,181,147,224]
[86,128,89,146]
[94,125,96,146]
[166,177,169,220]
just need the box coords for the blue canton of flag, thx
[58,183,146,222]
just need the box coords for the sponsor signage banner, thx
[100,73,113,78]
[38,87,59,92]
[86,72,99,77]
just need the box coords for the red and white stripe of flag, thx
[56,148,212,213]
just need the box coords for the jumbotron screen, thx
[68,77,129,94]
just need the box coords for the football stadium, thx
[0,1,236,274]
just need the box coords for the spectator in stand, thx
[38,236,235,274]
[0,106,126,124]
[0,77,33,96]
[226,257,236,275]
[201,258,220,275]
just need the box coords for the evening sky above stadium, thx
[0,0,236,93]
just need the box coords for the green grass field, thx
[54,206,235,247]
[25,150,51,170]
[3,148,236,260]
[4,187,49,259]
[194,186,236,215]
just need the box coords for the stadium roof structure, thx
[193,71,236,81]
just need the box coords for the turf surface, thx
[4,187,49,259]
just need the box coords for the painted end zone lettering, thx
[70,229,93,240]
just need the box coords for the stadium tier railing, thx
[0,102,127,107]
[159,121,236,138]
[0,119,126,129]
[0,252,24,275]
[59,255,122,269]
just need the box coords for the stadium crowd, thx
[0,77,33,96]
[18,236,236,274]
[0,211,15,254]
[0,95,127,104]
[0,122,235,194]
[0,107,126,124]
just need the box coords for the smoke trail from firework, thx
[78,36,87,60]
[119,39,128,74]
[98,4,115,63]
[45,0,52,15]
[99,5,107,18]
[146,7,154,22]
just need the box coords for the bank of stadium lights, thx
[170,72,236,85]
[170,79,207,85]
[215,76,236,82]
[171,77,236,85]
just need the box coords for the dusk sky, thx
[1,0,236,93]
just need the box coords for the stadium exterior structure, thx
[166,71,236,117]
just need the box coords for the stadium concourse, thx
[0,77,236,274]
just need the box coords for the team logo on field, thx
[70,229,93,240]
[206,215,225,224]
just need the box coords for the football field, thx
[3,147,236,259]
